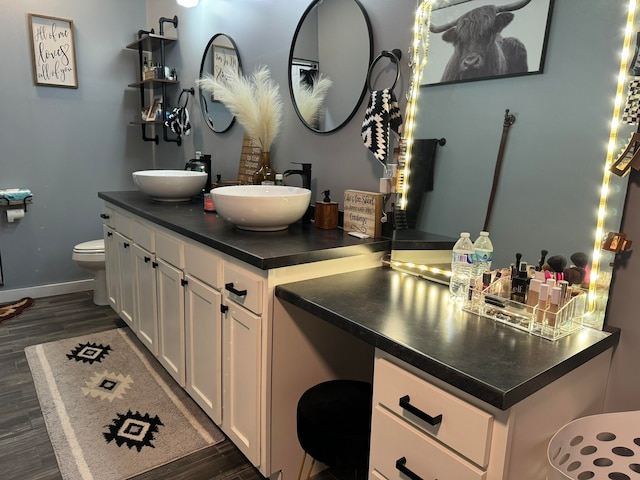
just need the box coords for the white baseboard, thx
[0,279,94,302]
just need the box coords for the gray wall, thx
[0,0,413,298]
[0,0,149,298]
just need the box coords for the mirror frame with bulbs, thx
[392,0,639,330]
[288,0,373,134]
[198,33,242,134]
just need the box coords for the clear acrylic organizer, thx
[462,277,586,341]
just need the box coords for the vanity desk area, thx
[274,268,619,480]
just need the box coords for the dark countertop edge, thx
[275,286,620,410]
[98,192,390,270]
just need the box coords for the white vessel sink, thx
[133,170,207,202]
[211,185,311,231]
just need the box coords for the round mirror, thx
[288,0,373,134]
[198,34,242,133]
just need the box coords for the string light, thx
[397,1,432,210]
[589,0,637,310]
[395,0,636,313]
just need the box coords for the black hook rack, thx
[367,49,403,93]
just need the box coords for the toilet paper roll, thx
[6,209,25,223]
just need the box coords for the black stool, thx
[296,379,373,480]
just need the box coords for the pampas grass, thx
[293,74,333,126]
[197,66,283,152]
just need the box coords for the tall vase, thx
[253,151,276,185]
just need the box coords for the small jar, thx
[203,193,215,212]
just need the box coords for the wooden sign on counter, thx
[343,190,384,238]
[237,135,262,184]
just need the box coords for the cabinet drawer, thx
[185,243,221,289]
[374,358,493,467]
[156,231,184,268]
[101,206,115,228]
[113,210,133,238]
[131,220,155,253]
[223,263,263,315]
[370,405,486,480]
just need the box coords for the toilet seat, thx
[73,239,105,262]
[73,239,105,255]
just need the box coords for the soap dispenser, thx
[314,190,339,229]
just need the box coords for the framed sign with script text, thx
[28,14,78,88]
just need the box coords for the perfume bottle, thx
[253,151,276,185]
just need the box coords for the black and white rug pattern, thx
[66,339,161,451]
[25,328,225,480]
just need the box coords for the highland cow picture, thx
[422,0,553,86]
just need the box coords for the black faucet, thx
[283,162,312,190]
[283,162,312,224]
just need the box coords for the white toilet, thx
[72,239,108,306]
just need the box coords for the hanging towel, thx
[361,89,403,162]
[622,80,640,125]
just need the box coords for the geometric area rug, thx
[25,328,225,480]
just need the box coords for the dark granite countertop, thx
[275,267,619,410]
[98,191,390,270]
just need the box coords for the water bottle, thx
[450,232,474,299]
[473,231,494,277]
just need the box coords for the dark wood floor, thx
[0,291,266,480]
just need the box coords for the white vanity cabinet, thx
[184,242,223,425]
[155,231,186,386]
[101,199,385,478]
[131,243,157,354]
[222,262,264,465]
[101,207,135,328]
[369,348,614,480]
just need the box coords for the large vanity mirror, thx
[393,0,637,328]
[288,0,373,133]
[198,33,242,133]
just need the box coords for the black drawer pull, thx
[123,242,130,249]
[152,261,158,268]
[107,231,113,237]
[100,213,110,219]
[225,282,247,297]
[399,395,442,426]
[144,256,151,263]
[395,457,424,480]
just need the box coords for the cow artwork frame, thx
[422,0,554,86]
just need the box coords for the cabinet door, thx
[156,258,185,386]
[132,244,158,355]
[115,231,135,328]
[103,225,119,310]
[223,302,261,465]
[184,275,222,424]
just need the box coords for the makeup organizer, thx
[463,277,586,341]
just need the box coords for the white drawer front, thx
[156,231,184,268]
[375,358,493,468]
[185,242,222,289]
[223,263,263,315]
[101,206,115,228]
[114,210,132,238]
[370,406,486,480]
[131,220,155,253]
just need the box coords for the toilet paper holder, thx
[1,191,33,223]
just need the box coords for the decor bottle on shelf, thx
[253,151,276,185]
[450,232,474,300]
